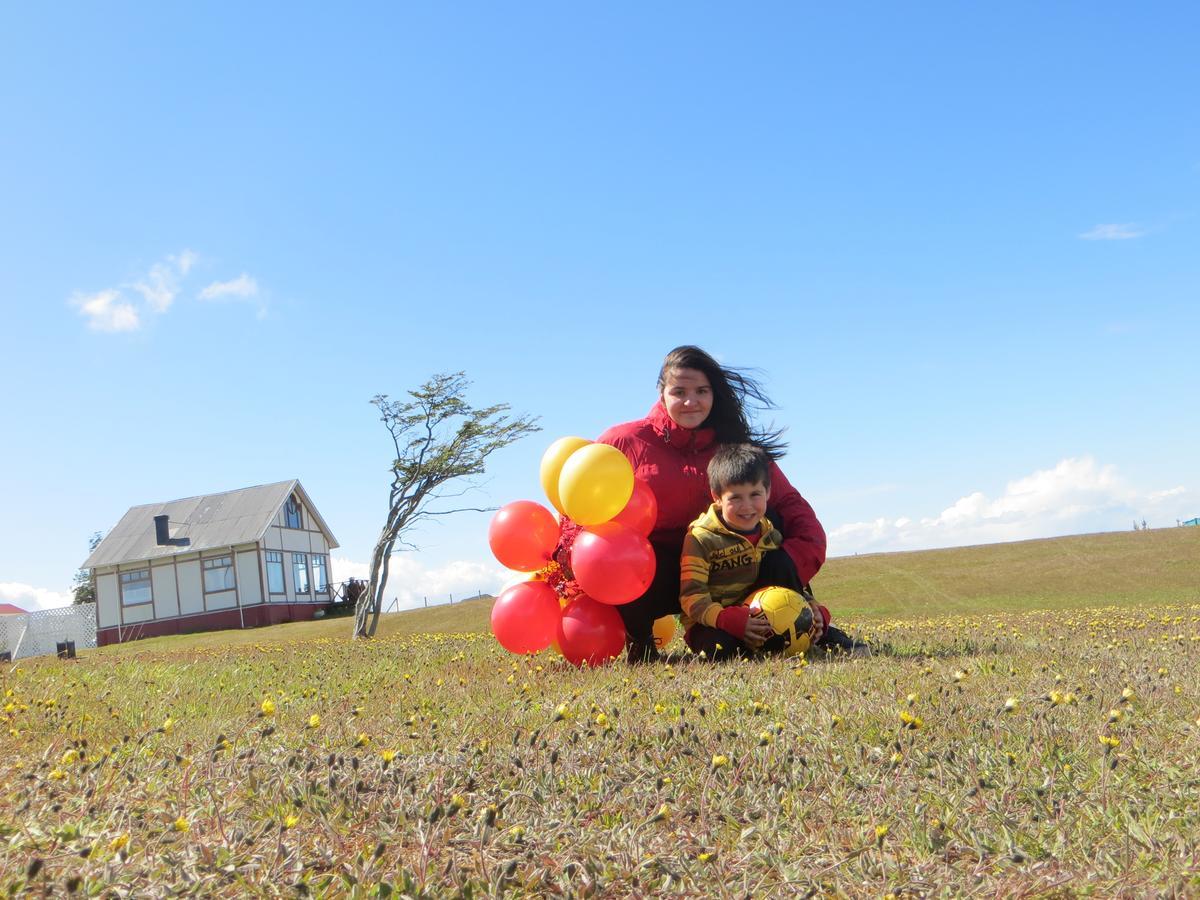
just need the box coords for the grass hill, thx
[92,526,1198,655]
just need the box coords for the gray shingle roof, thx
[83,480,339,568]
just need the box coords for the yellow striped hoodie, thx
[679,504,782,631]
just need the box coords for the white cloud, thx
[71,289,141,332]
[199,274,259,301]
[130,250,198,313]
[828,457,1196,556]
[0,582,72,612]
[1079,223,1145,240]
[331,555,505,611]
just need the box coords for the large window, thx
[285,497,302,529]
[292,553,310,594]
[311,554,328,593]
[266,551,285,594]
[203,556,235,593]
[119,569,152,606]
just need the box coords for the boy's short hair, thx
[707,443,772,495]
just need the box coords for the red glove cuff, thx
[716,605,751,639]
[816,604,831,629]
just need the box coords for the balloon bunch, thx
[488,437,659,666]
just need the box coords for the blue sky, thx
[2,2,1197,611]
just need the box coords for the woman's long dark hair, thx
[657,345,788,458]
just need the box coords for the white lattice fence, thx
[1,604,97,661]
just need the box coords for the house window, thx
[285,497,302,529]
[119,569,152,606]
[293,553,310,594]
[202,556,235,593]
[312,554,328,593]
[266,551,285,593]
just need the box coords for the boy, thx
[680,443,830,660]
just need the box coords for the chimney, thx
[154,515,170,545]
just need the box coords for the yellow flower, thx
[890,751,903,765]
[49,767,66,781]
[1099,734,1120,749]
[698,851,715,862]
[758,730,775,746]
[595,712,608,727]
[953,670,968,682]
[162,717,174,734]
[1108,708,1123,723]
[260,698,276,716]
[450,794,467,812]
[355,732,371,747]
[1003,697,1020,711]
[830,714,842,727]
[874,824,890,841]
[899,711,923,729]
[905,693,919,705]
[711,754,730,769]
[1120,687,1134,702]
[60,748,79,765]
[173,817,190,833]
[108,834,129,852]
[307,714,321,729]
[380,749,397,763]
[554,703,572,721]
[284,814,300,829]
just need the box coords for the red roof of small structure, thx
[0,603,28,615]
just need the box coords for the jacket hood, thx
[647,402,716,453]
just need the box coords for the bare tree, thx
[355,372,540,638]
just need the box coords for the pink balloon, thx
[556,595,626,668]
[570,521,656,605]
[488,500,559,571]
[610,479,658,537]
[491,581,563,655]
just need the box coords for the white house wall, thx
[237,550,262,605]
[96,572,120,628]
[206,589,237,610]
[177,559,203,615]
[151,561,180,620]
[123,599,154,624]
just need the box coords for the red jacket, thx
[597,403,827,583]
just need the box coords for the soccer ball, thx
[747,586,819,657]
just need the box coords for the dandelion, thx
[173,817,190,833]
[712,754,730,769]
[355,732,371,747]
[651,803,671,822]
[60,748,79,765]
[899,710,923,730]
[890,751,903,766]
[1099,735,1120,750]
[874,824,890,844]
[905,693,919,705]
[830,714,842,728]
[953,670,968,682]
[595,712,608,728]
[162,717,174,734]
[380,749,397,763]
[284,814,300,829]
[698,851,715,862]
[758,730,775,746]
[1003,697,1020,712]
[108,834,129,852]
[307,714,321,729]
[1108,709,1123,723]
[261,698,276,717]
[553,703,572,721]
[1120,687,1134,702]
[449,794,467,813]
[49,768,66,781]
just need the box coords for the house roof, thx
[0,603,28,616]
[83,479,339,569]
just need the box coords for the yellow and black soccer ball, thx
[747,586,819,657]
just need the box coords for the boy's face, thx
[713,480,770,532]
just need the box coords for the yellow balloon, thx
[558,443,635,525]
[540,436,592,514]
[652,615,677,650]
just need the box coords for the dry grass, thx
[4,528,1199,896]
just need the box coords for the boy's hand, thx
[743,610,775,649]
[809,602,829,642]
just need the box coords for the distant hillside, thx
[90,527,1197,654]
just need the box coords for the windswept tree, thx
[355,372,540,638]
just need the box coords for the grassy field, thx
[3,528,1199,896]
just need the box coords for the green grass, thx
[4,528,1199,895]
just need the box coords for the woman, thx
[597,345,831,662]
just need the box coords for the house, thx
[0,603,29,616]
[1184,517,1200,527]
[83,480,339,646]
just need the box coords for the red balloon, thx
[556,595,626,667]
[570,521,656,605]
[488,500,559,571]
[491,581,562,655]
[610,479,658,537]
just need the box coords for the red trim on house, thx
[95,600,330,646]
